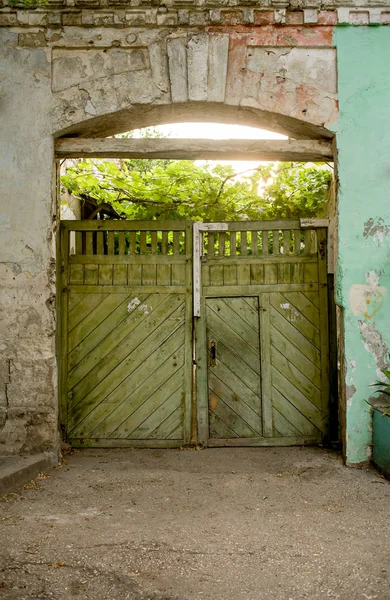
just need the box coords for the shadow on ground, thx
[0,447,389,600]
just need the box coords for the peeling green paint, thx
[334,27,390,463]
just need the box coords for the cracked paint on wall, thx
[335,26,390,463]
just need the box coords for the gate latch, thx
[208,340,217,367]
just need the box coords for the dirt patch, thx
[0,447,389,600]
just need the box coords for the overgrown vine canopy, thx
[61,155,332,222]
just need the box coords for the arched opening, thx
[56,109,338,450]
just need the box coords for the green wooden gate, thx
[195,221,329,447]
[60,221,193,447]
[60,220,329,447]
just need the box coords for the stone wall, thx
[0,0,389,460]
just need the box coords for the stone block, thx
[157,11,178,25]
[303,8,318,23]
[349,10,369,24]
[188,11,209,25]
[221,10,242,25]
[317,10,337,25]
[62,11,82,25]
[253,10,274,25]
[286,10,304,24]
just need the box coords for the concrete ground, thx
[0,447,389,600]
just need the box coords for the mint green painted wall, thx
[335,27,390,463]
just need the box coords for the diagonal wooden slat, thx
[68,293,153,387]
[208,355,261,415]
[271,368,323,432]
[270,327,321,389]
[105,345,185,439]
[270,292,320,348]
[68,291,86,313]
[209,372,262,435]
[206,305,260,374]
[68,311,184,434]
[270,307,320,366]
[69,295,184,406]
[68,294,129,352]
[282,291,320,328]
[208,298,260,352]
[68,293,104,333]
[302,290,320,309]
[223,297,259,330]
[68,293,150,371]
[209,411,240,439]
[70,337,185,438]
[150,406,184,440]
[119,370,184,438]
[271,345,321,408]
[206,336,261,396]
[131,383,183,440]
[209,386,259,437]
[272,407,301,437]
[272,387,319,437]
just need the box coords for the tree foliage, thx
[61,154,332,222]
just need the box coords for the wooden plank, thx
[129,231,136,255]
[283,230,291,255]
[262,231,269,255]
[68,293,149,375]
[157,264,171,286]
[193,255,317,266]
[272,369,323,432]
[118,232,125,255]
[270,307,320,366]
[171,264,186,286]
[99,265,113,285]
[259,294,273,438]
[161,231,168,255]
[205,303,260,374]
[195,296,209,445]
[207,298,260,351]
[173,231,180,255]
[208,375,261,436]
[56,138,334,161]
[68,285,187,294]
[68,296,185,410]
[203,283,318,296]
[270,292,320,348]
[270,327,321,389]
[271,345,322,409]
[84,341,185,439]
[225,296,258,329]
[237,264,250,286]
[207,232,215,257]
[84,264,98,285]
[68,293,129,354]
[209,264,224,286]
[223,265,237,286]
[272,230,280,255]
[218,232,226,256]
[68,293,103,332]
[142,264,157,286]
[183,221,194,445]
[127,265,142,286]
[96,231,104,254]
[70,255,187,265]
[149,405,183,440]
[264,264,278,285]
[304,262,319,283]
[70,264,84,285]
[85,232,93,255]
[230,231,236,256]
[151,231,157,255]
[283,291,320,328]
[272,407,301,437]
[294,230,302,255]
[251,231,258,256]
[210,342,261,404]
[240,231,247,256]
[290,262,304,284]
[250,264,264,285]
[107,231,114,255]
[140,231,147,255]
[118,371,184,439]
[209,411,239,438]
[206,436,321,447]
[271,387,318,437]
[68,311,185,435]
[69,439,183,448]
[278,263,291,284]
[113,264,127,285]
[75,231,83,255]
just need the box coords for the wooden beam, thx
[55,138,334,161]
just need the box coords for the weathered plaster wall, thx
[0,30,59,454]
[335,27,390,463]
